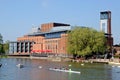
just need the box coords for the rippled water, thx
[0,58,120,80]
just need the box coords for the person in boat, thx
[69,69,71,71]
[65,68,69,70]
[61,67,69,70]
[55,67,57,69]
[61,67,68,70]
[0,63,2,67]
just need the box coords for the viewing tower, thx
[100,11,113,52]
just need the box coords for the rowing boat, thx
[49,68,80,74]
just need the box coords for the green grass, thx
[0,55,8,58]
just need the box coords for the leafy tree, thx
[0,33,4,54]
[0,33,3,44]
[0,44,3,54]
[3,40,10,54]
[67,27,106,57]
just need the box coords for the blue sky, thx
[0,0,120,44]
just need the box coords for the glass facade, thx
[9,41,33,54]
[45,31,66,39]
[9,42,17,54]
[100,12,109,19]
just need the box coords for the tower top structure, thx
[100,11,111,37]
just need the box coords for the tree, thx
[67,27,106,57]
[0,33,3,44]
[3,40,10,54]
[0,33,3,54]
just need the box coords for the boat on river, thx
[49,68,81,74]
[16,64,24,68]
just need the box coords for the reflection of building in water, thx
[100,11,113,52]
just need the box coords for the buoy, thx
[5,63,7,65]
[117,66,120,68]
[90,61,93,63]
[69,64,71,67]
[112,65,115,67]
[38,66,42,69]
[81,63,84,66]
[16,64,24,68]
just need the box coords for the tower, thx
[100,11,111,36]
[100,11,113,52]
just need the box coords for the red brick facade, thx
[15,23,69,55]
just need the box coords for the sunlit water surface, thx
[0,58,120,80]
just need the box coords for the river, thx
[0,58,120,80]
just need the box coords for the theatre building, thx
[9,22,72,56]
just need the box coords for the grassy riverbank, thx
[0,55,8,58]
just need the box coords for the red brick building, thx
[9,22,71,56]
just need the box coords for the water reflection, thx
[0,58,120,80]
[111,65,120,80]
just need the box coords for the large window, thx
[100,13,108,19]
[45,31,65,39]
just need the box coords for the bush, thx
[114,55,120,58]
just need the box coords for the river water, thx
[0,58,120,80]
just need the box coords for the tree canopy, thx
[67,27,106,57]
[3,40,9,54]
[0,34,9,54]
[0,33,3,44]
[0,33,3,54]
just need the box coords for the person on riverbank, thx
[118,54,120,63]
[119,57,120,63]
[110,54,114,62]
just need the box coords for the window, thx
[102,23,105,32]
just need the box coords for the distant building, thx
[113,45,120,55]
